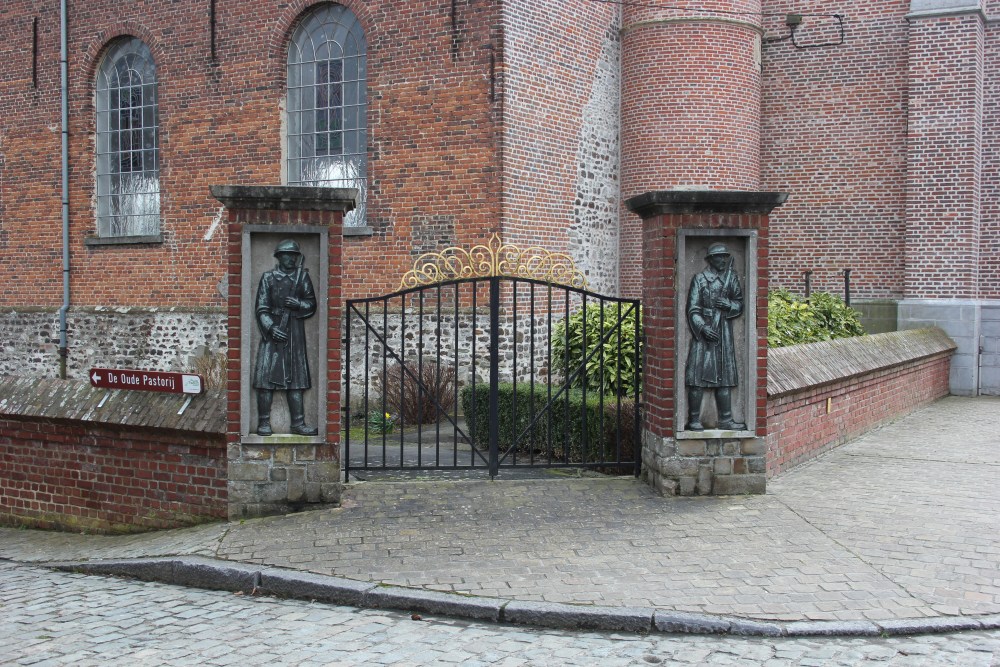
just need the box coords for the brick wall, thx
[760,0,910,299]
[620,2,763,297]
[766,328,955,476]
[982,18,999,300]
[343,0,503,299]
[0,0,502,308]
[502,0,621,295]
[0,377,227,533]
[904,12,984,300]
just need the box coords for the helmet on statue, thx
[705,243,730,258]
[274,239,301,256]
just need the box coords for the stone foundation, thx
[642,430,766,496]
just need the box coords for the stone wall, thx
[766,328,955,476]
[0,376,227,533]
[0,307,226,381]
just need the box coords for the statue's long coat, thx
[685,266,743,388]
[253,267,316,390]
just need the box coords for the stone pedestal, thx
[628,190,785,495]
[212,185,354,519]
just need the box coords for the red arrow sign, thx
[89,368,204,395]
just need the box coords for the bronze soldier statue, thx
[685,242,746,431]
[253,239,318,436]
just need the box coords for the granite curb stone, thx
[365,586,504,623]
[36,556,997,638]
[258,567,377,606]
[502,600,653,632]
[878,616,986,636]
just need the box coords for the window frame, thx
[94,37,161,241]
[286,4,367,227]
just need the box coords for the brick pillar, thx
[900,2,985,395]
[628,190,785,495]
[212,185,354,519]
[620,0,763,296]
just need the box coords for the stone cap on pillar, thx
[210,185,357,211]
[626,190,788,218]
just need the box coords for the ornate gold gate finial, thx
[399,234,588,290]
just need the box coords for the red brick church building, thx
[0,0,997,395]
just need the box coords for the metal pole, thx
[804,270,812,299]
[58,0,71,378]
[488,277,500,478]
[843,268,852,307]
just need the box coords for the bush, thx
[372,361,457,424]
[460,382,636,464]
[551,303,642,398]
[768,289,865,348]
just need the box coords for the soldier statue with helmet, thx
[685,242,746,431]
[253,239,319,436]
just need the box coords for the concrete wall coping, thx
[0,376,226,436]
[210,185,357,212]
[767,328,956,398]
[626,190,788,218]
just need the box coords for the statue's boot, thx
[686,388,704,431]
[257,390,273,436]
[288,390,319,436]
[715,388,746,431]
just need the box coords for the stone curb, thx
[41,557,996,638]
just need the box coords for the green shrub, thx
[460,382,636,464]
[550,303,642,398]
[767,289,865,348]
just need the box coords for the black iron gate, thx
[344,276,641,479]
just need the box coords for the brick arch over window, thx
[284,2,368,226]
[81,23,167,104]
[94,36,160,238]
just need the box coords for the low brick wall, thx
[0,377,227,533]
[766,328,955,477]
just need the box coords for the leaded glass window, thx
[287,4,367,226]
[95,38,160,238]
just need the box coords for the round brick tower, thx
[620,1,763,195]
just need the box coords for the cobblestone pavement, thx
[1,396,998,627]
[3,562,999,666]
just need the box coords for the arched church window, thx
[95,37,160,238]
[287,3,367,226]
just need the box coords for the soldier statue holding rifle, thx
[685,242,746,431]
[253,239,318,436]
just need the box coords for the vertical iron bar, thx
[363,302,370,468]
[563,289,570,464]
[843,268,852,306]
[598,300,605,465]
[471,282,478,466]
[547,284,554,464]
[344,304,352,478]
[614,301,625,464]
[511,281,518,466]
[435,285,443,467]
[633,300,642,477]
[381,299,389,466]
[488,277,500,478]
[581,294,588,464]
[399,294,406,466]
[417,290,424,468]
[529,282,536,466]
[804,270,813,300]
[454,283,460,466]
